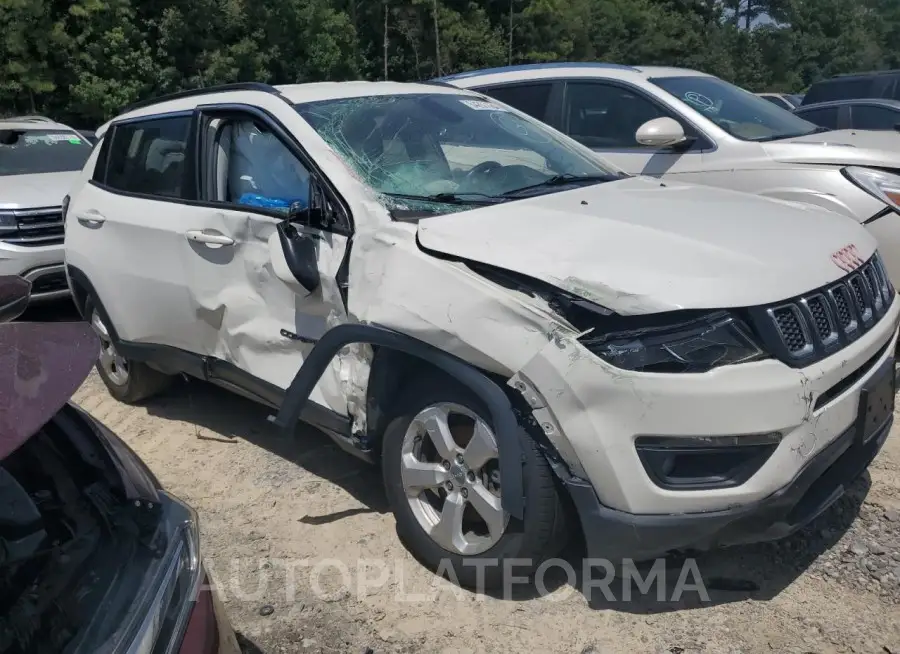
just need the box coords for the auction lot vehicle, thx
[794,98,900,132]
[440,63,900,286]
[65,80,899,587]
[0,116,93,301]
[802,70,900,106]
[757,92,802,110]
[0,276,239,654]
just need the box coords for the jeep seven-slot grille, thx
[751,254,894,367]
[0,207,65,246]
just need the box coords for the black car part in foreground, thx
[0,278,239,654]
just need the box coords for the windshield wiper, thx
[501,173,623,197]
[752,126,832,142]
[383,191,505,205]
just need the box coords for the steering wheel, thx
[463,160,503,185]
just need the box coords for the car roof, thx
[797,98,900,110]
[0,116,75,131]
[435,62,712,87]
[99,80,478,134]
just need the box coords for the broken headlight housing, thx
[579,310,768,374]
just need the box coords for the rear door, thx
[65,113,207,353]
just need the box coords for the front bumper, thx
[561,359,893,562]
[0,239,69,302]
[513,295,900,516]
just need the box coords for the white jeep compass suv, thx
[1,116,93,301]
[64,81,900,587]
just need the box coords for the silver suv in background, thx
[0,115,93,301]
[440,63,900,285]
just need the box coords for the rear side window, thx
[474,83,553,121]
[851,105,900,130]
[794,106,840,130]
[104,115,191,198]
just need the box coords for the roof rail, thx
[435,61,639,82]
[0,115,55,123]
[833,69,900,78]
[122,82,286,114]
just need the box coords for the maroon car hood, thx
[0,322,99,460]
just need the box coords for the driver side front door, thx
[561,81,713,177]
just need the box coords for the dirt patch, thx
[73,372,900,654]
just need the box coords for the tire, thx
[86,297,173,404]
[382,377,567,590]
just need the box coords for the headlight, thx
[842,166,900,211]
[580,311,767,373]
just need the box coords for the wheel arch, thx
[66,265,121,342]
[271,323,526,520]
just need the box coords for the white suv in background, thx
[65,81,899,588]
[440,63,900,286]
[0,116,93,301]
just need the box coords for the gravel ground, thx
[40,293,900,654]
[67,368,900,654]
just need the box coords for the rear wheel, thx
[382,379,567,590]
[87,299,173,403]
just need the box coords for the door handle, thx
[185,230,235,246]
[76,210,106,225]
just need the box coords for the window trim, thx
[91,110,197,202]
[193,102,353,236]
[561,78,716,154]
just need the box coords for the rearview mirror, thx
[0,276,31,323]
[635,117,688,148]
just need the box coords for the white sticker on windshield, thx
[48,133,82,143]
[460,99,507,112]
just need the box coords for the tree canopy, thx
[1,0,898,127]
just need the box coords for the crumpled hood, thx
[0,276,98,460]
[417,177,876,314]
[0,171,78,209]
[764,129,900,168]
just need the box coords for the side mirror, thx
[286,179,334,230]
[635,117,689,148]
[269,223,320,296]
[0,276,31,323]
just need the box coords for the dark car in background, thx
[803,69,900,106]
[794,98,900,132]
[0,276,239,654]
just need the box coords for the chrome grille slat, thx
[763,254,893,363]
[0,206,64,247]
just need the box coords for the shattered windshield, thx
[651,76,824,142]
[294,93,620,216]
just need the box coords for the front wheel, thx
[382,380,567,590]
[87,300,173,403]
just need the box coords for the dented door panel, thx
[178,205,351,413]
